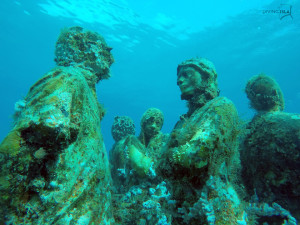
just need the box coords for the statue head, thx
[141,108,164,138]
[177,58,218,107]
[111,116,135,142]
[55,26,114,82]
[245,74,284,112]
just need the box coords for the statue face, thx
[177,67,202,100]
[143,117,162,138]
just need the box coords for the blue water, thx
[0,0,299,151]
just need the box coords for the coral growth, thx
[112,182,173,225]
[177,57,219,113]
[140,108,164,134]
[168,97,240,177]
[111,116,136,142]
[55,26,114,82]
[178,176,245,225]
[0,27,114,224]
[241,111,300,222]
[245,73,284,112]
[0,129,22,156]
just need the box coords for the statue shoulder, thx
[204,96,238,118]
[207,96,236,109]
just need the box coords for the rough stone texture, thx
[140,108,164,131]
[55,26,114,82]
[139,108,168,159]
[245,73,284,112]
[167,96,240,176]
[154,58,244,224]
[111,116,135,142]
[177,58,219,114]
[241,111,300,222]
[0,27,114,224]
[109,108,168,194]
[157,96,243,225]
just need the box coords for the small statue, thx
[109,108,169,192]
[138,108,168,159]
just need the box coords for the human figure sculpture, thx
[138,108,168,159]
[109,111,171,224]
[110,109,168,185]
[241,74,299,224]
[159,58,245,224]
[109,115,153,180]
[176,58,219,116]
[109,116,141,189]
[245,73,284,112]
[167,58,240,176]
[0,26,115,224]
[109,115,153,195]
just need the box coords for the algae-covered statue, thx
[110,109,168,186]
[245,73,284,112]
[241,74,300,224]
[138,108,169,159]
[109,115,152,182]
[0,26,115,224]
[109,111,171,225]
[167,58,240,176]
[158,58,245,224]
[109,116,142,189]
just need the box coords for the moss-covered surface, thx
[111,116,136,142]
[0,66,114,224]
[156,96,244,225]
[245,74,284,112]
[0,26,115,224]
[241,111,300,222]
[166,96,240,176]
[55,26,114,82]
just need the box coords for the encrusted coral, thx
[245,73,284,112]
[171,143,209,169]
[111,182,173,225]
[177,57,219,113]
[0,27,114,224]
[111,116,135,142]
[139,108,168,159]
[140,108,164,131]
[168,97,240,176]
[179,176,245,225]
[246,202,297,225]
[0,129,22,156]
[241,111,300,222]
[55,26,114,82]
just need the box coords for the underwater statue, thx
[245,73,285,112]
[109,110,171,225]
[110,109,168,187]
[241,74,299,224]
[0,26,115,224]
[109,115,142,190]
[158,57,245,224]
[166,58,240,175]
[138,108,169,158]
